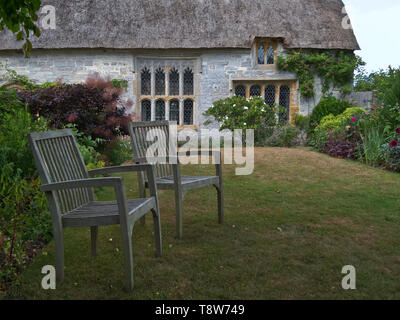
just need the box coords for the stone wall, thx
[1,48,336,128]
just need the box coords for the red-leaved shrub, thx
[17,73,133,140]
[322,132,359,160]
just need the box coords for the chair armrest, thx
[132,156,179,165]
[89,164,160,198]
[39,177,123,192]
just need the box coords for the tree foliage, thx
[0,0,42,57]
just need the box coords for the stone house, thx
[0,0,359,130]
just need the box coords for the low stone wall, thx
[344,91,377,109]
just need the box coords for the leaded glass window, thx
[235,85,246,97]
[279,85,290,122]
[264,85,276,107]
[169,68,179,96]
[141,68,151,95]
[183,68,194,95]
[155,99,165,121]
[257,45,265,64]
[155,68,165,96]
[169,99,180,124]
[267,45,274,64]
[250,85,261,97]
[183,99,193,125]
[141,99,151,121]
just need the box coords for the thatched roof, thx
[0,0,360,51]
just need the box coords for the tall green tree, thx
[0,0,42,57]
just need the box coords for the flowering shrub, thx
[203,95,277,131]
[310,107,365,150]
[17,73,133,141]
[381,128,400,171]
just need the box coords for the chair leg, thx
[54,230,65,283]
[151,208,162,257]
[120,226,134,291]
[90,226,98,257]
[214,183,224,224]
[174,189,184,239]
[139,187,146,226]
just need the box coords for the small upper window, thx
[256,41,276,66]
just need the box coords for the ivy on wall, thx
[276,50,364,98]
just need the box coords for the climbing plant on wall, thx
[277,50,364,98]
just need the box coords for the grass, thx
[3,147,400,300]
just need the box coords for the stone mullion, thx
[179,98,184,126]
[151,98,156,121]
[166,100,170,121]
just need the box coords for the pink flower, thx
[351,117,357,123]
[390,140,398,147]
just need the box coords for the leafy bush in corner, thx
[309,96,354,131]
[17,73,133,141]
[0,89,50,290]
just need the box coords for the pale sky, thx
[342,0,400,73]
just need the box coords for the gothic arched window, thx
[257,45,265,64]
[279,85,291,122]
[183,99,193,125]
[141,68,151,95]
[169,68,179,96]
[155,68,165,96]
[169,99,180,124]
[155,99,165,120]
[183,68,194,95]
[265,85,276,107]
[267,45,275,65]
[250,85,261,97]
[141,99,151,121]
[235,85,246,97]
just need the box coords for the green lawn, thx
[4,147,400,299]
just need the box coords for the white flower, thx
[244,122,247,126]
[233,104,236,107]
[244,106,249,110]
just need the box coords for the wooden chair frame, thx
[128,121,223,239]
[28,129,162,291]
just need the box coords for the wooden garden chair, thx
[128,121,223,239]
[28,129,162,291]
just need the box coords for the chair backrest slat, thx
[129,121,173,179]
[29,129,94,214]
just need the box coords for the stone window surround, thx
[134,56,201,129]
[251,38,281,70]
[231,79,299,122]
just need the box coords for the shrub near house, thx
[0,73,133,292]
